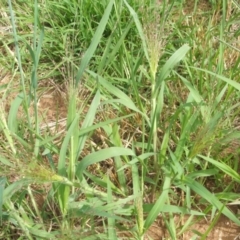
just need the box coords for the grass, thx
[0,0,240,239]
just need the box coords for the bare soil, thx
[145,215,240,240]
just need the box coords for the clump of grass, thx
[1,0,240,239]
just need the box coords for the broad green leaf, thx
[76,147,135,180]
[7,93,23,133]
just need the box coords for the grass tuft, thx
[1,0,240,239]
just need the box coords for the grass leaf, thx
[76,147,135,180]
[75,0,114,85]
[144,176,171,231]
[183,176,240,225]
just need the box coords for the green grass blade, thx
[76,147,135,180]
[0,177,6,224]
[7,93,23,133]
[117,153,154,171]
[123,0,149,63]
[67,89,79,186]
[156,44,190,93]
[192,67,240,91]
[107,175,117,240]
[3,179,31,204]
[183,176,240,225]
[103,124,128,193]
[0,104,16,155]
[102,21,133,71]
[132,162,144,237]
[176,73,203,103]
[75,0,114,85]
[78,113,134,136]
[144,176,171,232]
[87,70,149,122]
[58,114,79,176]
[84,171,124,195]
[199,155,240,183]
[77,90,100,157]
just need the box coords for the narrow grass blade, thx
[176,73,203,103]
[76,147,135,180]
[175,111,199,160]
[132,163,144,236]
[156,44,190,93]
[117,153,154,171]
[0,177,6,224]
[183,176,240,225]
[4,200,34,240]
[103,21,133,71]
[200,206,223,240]
[77,90,100,157]
[199,155,240,183]
[7,93,23,133]
[192,67,240,91]
[123,0,149,63]
[84,171,124,195]
[58,114,79,176]
[144,176,171,232]
[103,124,128,193]
[3,179,31,204]
[77,114,133,136]
[143,204,204,216]
[66,90,79,185]
[0,104,16,155]
[87,71,149,123]
[0,156,14,167]
[75,0,114,85]
[107,175,117,240]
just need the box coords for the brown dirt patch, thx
[145,215,240,240]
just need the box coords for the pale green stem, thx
[151,77,157,168]
[0,105,16,155]
[27,186,45,229]
[67,87,79,194]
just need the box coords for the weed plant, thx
[0,0,240,239]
